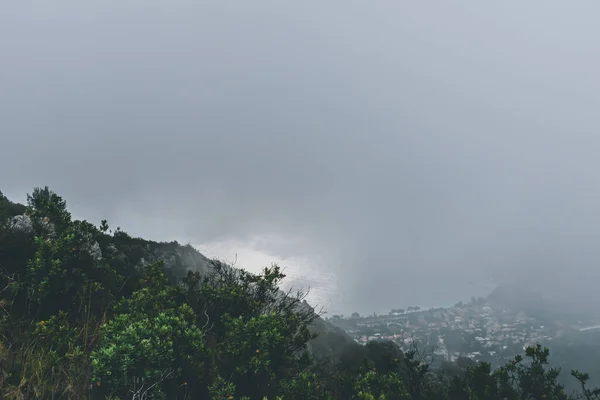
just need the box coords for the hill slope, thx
[0,188,352,344]
[0,187,359,398]
[1,187,599,399]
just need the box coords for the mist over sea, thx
[198,240,497,317]
[283,270,497,317]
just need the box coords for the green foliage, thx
[26,186,71,234]
[208,375,237,400]
[353,370,409,399]
[1,186,600,399]
[280,370,330,400]
[220,311,313,397]
[24,220,121,320]
[495,344,568,399]
[91,305,203,398]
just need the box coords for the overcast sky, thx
[3,1,600,314]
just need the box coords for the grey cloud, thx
[2,1,600,314]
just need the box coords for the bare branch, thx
[201,307,215,332]
[129,368,175,400]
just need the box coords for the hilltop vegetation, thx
[1,187,600,399]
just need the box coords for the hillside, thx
[0,188,353,350]
[1,187,599,399]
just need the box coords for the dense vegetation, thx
[1,187,600,399]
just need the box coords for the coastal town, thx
[326,297,591,367]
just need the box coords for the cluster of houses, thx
[328,301,572,365]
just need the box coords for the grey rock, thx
[85,240,103,261]
[106,244,118,256]
[9,215,33,234]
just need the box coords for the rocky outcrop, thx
[82,238,102,261]
[157,244,213,276]
[9,215,33,234]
